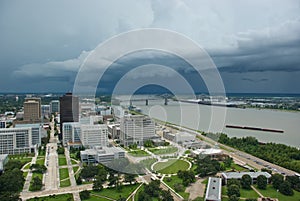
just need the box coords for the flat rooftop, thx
[205,177,222,201]
[222,171,272,179]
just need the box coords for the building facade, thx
[23,97,41,122]
[15,123,42,146]
[0,127,36,154]
[60,93,79,138]
[50,100,60,113]
[80,146,125,164]
[120,115,156,146]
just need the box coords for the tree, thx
[4,160,23,170]
[30,176,43,191]
[224,157,233,168]
[117,197,126,201]
[144,140,154,148]
[174,183,184,192]
[144,180,161,197]
[227,184,240,197]
[257,175,267,190]
[279,181,294,196]
[138,191,152,201]
[286,176,300,192]
[124,174,136,184]
[93,176,104,191]
[108,174,118,187]
[229,194,240,201]
[227,179,241,188]
[161,190,174,201]
[272,173,284,189]
[79,190,90,200]
[177,170,195,186]
[241,174,252,190]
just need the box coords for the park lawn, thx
[128,150,149,157]
[148,146,178,155]
[240,188,259,199]
[140,158,157,170]
[73,166,79,174]
[60,178,71,187]
[59,168,69,180]
[32,172,43,180]
[23,162,31,170]
[230,163,247,172]
[27,193,74,201]
[153,159,189,174]
[23,171,28,178]
[58,154,67,166]
[163,175,190,200]
[255,184,300,201]
[91,183,139,200]
[71,159,78,165]
[36,157,45,166]
[85,195,109,201]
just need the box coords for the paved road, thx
[44,142,59,190]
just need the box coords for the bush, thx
[79,190,90,200]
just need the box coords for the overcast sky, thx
[0,0,300,94]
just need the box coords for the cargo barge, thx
[225,124,284,133]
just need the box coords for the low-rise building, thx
[80,146,125,164]
[221,171,272,185]
[205,177,222,201]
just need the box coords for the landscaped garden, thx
[128,149,149,157]
[153,159,190,174]
[27,193,74,201]
[148,146,178,155]
[58,154,67,166]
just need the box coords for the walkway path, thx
[22,152,39,192]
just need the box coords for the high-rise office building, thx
[23,97,41,122]
[0,127,36,154]
[120,115,156,146]
[50,100,60,113]
[62,122,108,148]
[59,93,79,138]
[15,123,42,146]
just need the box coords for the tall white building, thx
[0,127,36,154]
[120,115,156,146]
[50,100,60,113]
[80,124,108,148]
[62,122,81,145]
[62,123,108,148]
[15,123,42,146]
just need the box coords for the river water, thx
[122,98,300,148]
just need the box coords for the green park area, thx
[128,149,149,157]
[148,146,178,155]
[58,154,67,166]
[59,168,71,187]
[140,158,157,170]
[163,175,190,199]
[254,185,300,201]
[85,183,139,201]
[153,159,190,174]
[27,193,74,201]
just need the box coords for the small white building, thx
[205,177,222,201]
[221,171,272,184]
[80,146,125,164]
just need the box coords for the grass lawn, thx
[59,168,69,180]
[255,184,300,201]
[90,183,139,200]
[60,178,71,187]
[140,158,157,170]
[23,162,31,170]
[163,175,189,199]
[73,166,79,174]
[32,172,43,180]
[240,188,259,199]
[128,150,149,157]
[229,163,248,172]
[148,146,178,155]
[27,193,73,201]
[58,155,67,166]
[36,157,45,166]
[153,159,189,174]
[23,171,28,178]
[71,159,78,165]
